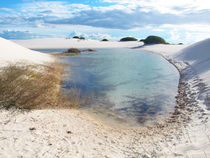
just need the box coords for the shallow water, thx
[37,48,179,126]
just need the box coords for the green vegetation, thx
[58,48,81,56]
[55,48,96,56]
[67,48,81,53]
[0,63,63,109]
[141,36,167,44]
[79,37,85,40]
[0,58,95,110]
[82,48,95,52]
[101,39,108,41]
[73,36,79,39]
[0,62,89,110]
[120,37,138,41]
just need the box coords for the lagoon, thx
[37,48,179,126]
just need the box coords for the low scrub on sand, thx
[67,48,81,54]
[0,62,91,110]
[0,62,63,109]
[120,37,138,41]
[79,37,85,40]
[58,48,81,56]
[140,36,168,44]
[101,39,108,41]
[73,36,79,39]
[55,48,96,56]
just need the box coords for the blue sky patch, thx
[0,0,210,43]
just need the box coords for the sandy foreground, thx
[0,38,210,158]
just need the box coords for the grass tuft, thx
[0,62,63,110]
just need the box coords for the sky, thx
[0,0,210,43]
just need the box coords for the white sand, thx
[0,37,53,66]
[13,38,142,49]
[0,38,210,157]
[138,39,210,157]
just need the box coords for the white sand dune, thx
[140,38,210,86]
[0,37,53,66]
[0,37,210,157]
[13,38,142,49]
[139,39,210,157]
[175,38,210,84]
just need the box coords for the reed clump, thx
[0,62,92,110]
[0,62,64,109]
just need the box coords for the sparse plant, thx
[120,37,138,41]
[79,37,85,40]
[141,36,167,44]
[0,62,63,109]
[101,39,108,41]
[67,48,81,54]
[73,36,79,39]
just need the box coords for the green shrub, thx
[120,37,138,41]
[101,39,108,41]
[73,36,79,39]
[141,36,167,44]
[82,49,95,52]
[0,63,63,109]
[67,48,81,53]
[79,37,85,40]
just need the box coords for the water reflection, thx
[60,48,179,126]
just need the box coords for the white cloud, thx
[68,31,112,40]
[0,8,13,12]
[169,29,180,41]
[161,24,210,32]
[103,0,210,14]
[0,0,209,43]
[152,28,164,32]
[93,4,136,13]
[0,30,47,39]
[21,1,90,18]
[160,24,210,43]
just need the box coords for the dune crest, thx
[176,38,210,84]
[0,37,53,66]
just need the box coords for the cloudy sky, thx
[0,0,210,43]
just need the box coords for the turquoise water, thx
[59,48,179,126]
[36,48,179,126]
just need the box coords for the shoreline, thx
[136,45,210,156]
[52,46,210,156]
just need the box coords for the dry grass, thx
[0,62,64,110]
[0,61,93,110]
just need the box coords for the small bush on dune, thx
[79,37,85,40]
[67,48,81,54]
[101,39,108,41]
[141,36,167,44]
[55,48,81,56]
[73,36,79,39]
[120,37,138,41]
[82,48,95,52]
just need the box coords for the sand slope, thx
[141,38,210,86]
[0,37,53,66]
[175,38,210,84]
[139,39,210,157]
[13,38,142,49]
